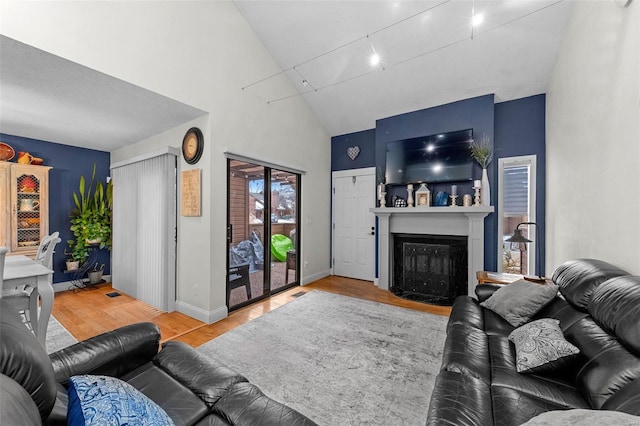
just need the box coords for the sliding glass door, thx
[227,160,300,310]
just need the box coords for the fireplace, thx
[370,206,493,297]
[392,234,468,305]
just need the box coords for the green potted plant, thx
[69,164,113,263]
[64,240,85,271]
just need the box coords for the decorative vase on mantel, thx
[481,168,490,206]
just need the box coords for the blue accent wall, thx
[1,133,111,284]
[331,93,547,277]
[331,129,376,171]
[495,94,546,275]
[375,94,498,271]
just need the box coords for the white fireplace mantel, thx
[370,206,494,296]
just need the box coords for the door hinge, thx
[332,223,335,229]
[332,187,335,194]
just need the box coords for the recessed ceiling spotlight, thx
[370,53,381,66]
[472,13,484,27]
[426,144,435,153]
[433,164,443,173]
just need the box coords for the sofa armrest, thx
[50,322,161,384]
[475,283,502,302]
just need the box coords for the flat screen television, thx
[385,129,474,185]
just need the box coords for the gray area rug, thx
[198,290,448,425]
[46,315,78,354]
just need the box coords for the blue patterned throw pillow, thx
[67,375,174,426]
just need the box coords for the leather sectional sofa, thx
[0,300,316,426]
[427,258,640,425]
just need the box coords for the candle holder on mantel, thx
[473,186,481,206]
[449,194,458,207]
[406,184,414,207]
[380,192,387,208]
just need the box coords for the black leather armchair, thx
[0,300,316,426]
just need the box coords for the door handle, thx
[370,226,375,236]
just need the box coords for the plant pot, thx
[88,270,103,284]
[66,261,80,271]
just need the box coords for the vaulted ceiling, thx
[0,1,572,151]
[234,0,572,136]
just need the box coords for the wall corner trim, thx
[176,300,228,324]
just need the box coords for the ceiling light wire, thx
[266,0,565,104]
[242,0,451,91]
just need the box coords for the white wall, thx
[546,0,640,274]
[0,1,331,321]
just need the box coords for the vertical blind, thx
[111,153,176,311]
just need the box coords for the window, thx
[497,156,537,275]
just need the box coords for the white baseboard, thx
[175,300,228,324]
[301,269,331,285]
[373,277,379,287]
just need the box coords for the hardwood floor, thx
[52,275,451,347]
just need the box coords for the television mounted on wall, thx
[385,129,474,185]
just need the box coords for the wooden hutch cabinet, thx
[0,162,51,257]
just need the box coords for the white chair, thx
[2,233,60,335]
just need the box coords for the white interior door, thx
[332,168,375,281]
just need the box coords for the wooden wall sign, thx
[181,169,201,217]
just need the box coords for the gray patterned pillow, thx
[480,280,559,327]
[508,318,580,374]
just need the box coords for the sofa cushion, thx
[508,319,579,374]
[0,374,42,426]
[154,341,248,408]
[426,371,493,426]
[121,363,209,425]
[480,280,558,327]
[565,316,640,409]
[588,275,640,355]
[520,409,640,426]
[67,375,174,425]
[440,323,490,383]
[491,386,589,426]
[447,296,484,332]
[489,336,587,408]
[601,378,640,415]
[211,382,317,426]
[0,300,57,421]
[552,259,628,311]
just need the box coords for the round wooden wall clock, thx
[182,127,204,164]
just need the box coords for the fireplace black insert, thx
[391,234,468,306]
